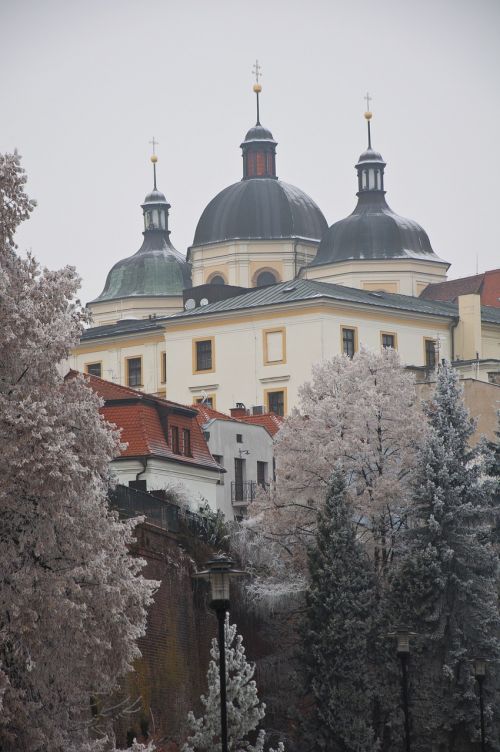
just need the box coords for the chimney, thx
[230,402,247,418]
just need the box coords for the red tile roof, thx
[238,412,284,437]
[191,403,237,427]
[69,372,220,471]
[420,269,500,308]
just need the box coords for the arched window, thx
[256,270,277,287]
[209,275,225,286]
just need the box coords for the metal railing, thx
[109,484,180,533]
[231,480,257,504]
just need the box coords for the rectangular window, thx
[381,333,396,349]
[267,390,285,417]
[425,338,436,368]
[195,395,214,408]
[171,426,180,454]
[86,362,102,377]
[236,434,243,443]
[263,328,286,365]
[160,351,166,383]
[194,339,213,372]
[257,461,268,487]
[127,357,142,387]
[212,454,223,465]
[183,429,192,456]
[342,327,356,358]
[234,457,245,501]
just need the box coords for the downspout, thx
[449,316,459,362]
[136,457,148,483]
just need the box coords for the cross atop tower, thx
[149,136,159,155]
[252,59,262,84]
[363,93,373,148]
[364,92,372,112]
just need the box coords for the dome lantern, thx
[241,61,277,180]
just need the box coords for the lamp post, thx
[389,626,416,752]
[193,555,246,752]
[473,658,487,752]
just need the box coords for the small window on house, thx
[195,339,213,371]
[171,426,180,454]
[425,338,436,368]
[195,396,214,408]
[381,333,396,349]
[264,328,285,364]
[212,454,223,465]
[160,352,166,383]
[127,357,142,387]
[236,434,243,443]
[342,328,356,358]
[183,429,192,456]
[267,390,285,417]
[86,362,102,377]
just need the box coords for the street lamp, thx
[473,658,487,752]
[388,625,416,752]
[193,555,246,752]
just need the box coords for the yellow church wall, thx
[301,258,448,297]
[163,303,452,415]
[87,295,184,326]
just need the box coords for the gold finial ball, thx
[150,154,158,163]
[253,83,262,93]
[364,111,373,120]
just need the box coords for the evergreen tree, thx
[300,472,391,751]
[390,362,500,751]
[183,616,284,752]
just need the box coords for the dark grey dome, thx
[143,189,168,205]
[357,147,384,164]
[311,192,444,266]
[192,178,328,246]
[243,125,275,142]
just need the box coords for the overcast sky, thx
[2,0,499,306]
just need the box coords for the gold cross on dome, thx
[252,59,262,84]
[364,92,372,111]
[149,136,159,155]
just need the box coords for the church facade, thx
[69,85,500,416]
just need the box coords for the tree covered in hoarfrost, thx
[389,362,500,750]
[183,616,284,752]
[249,347,424,586]
[0,152,157,751]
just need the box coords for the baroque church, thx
[70,77,500,423]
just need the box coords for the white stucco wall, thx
[200,419,274,520]
[111,457,219,512]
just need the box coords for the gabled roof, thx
[191,404,237,426]
[420,269,500,309]
[238,412,284,437]
[71,372,220,471]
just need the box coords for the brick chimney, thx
[230,403,247,418]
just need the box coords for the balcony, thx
[231,480,257,505]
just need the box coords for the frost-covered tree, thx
[389,362,500,750]
[250,347,424,585]
[300,472,397,752]
[183,616,284,752]
[0,152,156,751]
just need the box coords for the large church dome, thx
[193,177,327,246]
[192,116,327,247]
[91,169,191,304]
[310,122,445,268]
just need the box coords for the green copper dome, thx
[91,186,191,303]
